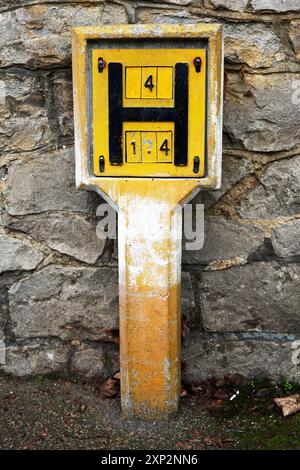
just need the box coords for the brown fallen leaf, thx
[113,371,121,381]
[207,399,223,410]
[100,377,120,398]
[274,394,300,417]
[204,436,223,448]
[79,404,86,413]
[4,392,17,401]
[176,441,193,450]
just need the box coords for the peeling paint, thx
[72,24,223,419]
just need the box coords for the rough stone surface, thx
[224,73,300,152]
[0,71,52,153]
[0,4,128,68]
[70,347,107,381]
[136,7,199,24]
[224,23,285,69]
[152,0,193,4]
[9,265,119,341]
[0,331,5,365]
[1,340,69,376]
[183,217,264,264]
[237,156,300,219]
[271,220,300,257]
[193,155,253,208]
[288,21,300,60]
[250,0,300,13]
[51,71,74,145]
[183,333,300,383]
[181,272,195,314]
[207,0,248,11]
[1,0,300,384]
[0,231,44,273]
[4,147,99,216]
[8,266,195,342]
[7,212,106,264]
[200,262,300,333]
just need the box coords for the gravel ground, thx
[0,375,299,450]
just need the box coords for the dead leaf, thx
[113,371,121,381]
[80,404,86,413]
[204,436,223,447]
[176,441,192,450]
[4,393,17,401]
[73,400,87,413]
[207,399,223,410]
[274,394,300,417]
[100,378,120,398]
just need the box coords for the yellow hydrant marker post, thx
[72,24,223,419]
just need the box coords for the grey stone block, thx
[237,156,300,219]
[183,333,300,383]
[1,340,69,376]
[8,212,106,264]
[207,0,248,11]
[224,73,300,152]
[70,347,107,381]
[199,262,300,333]
[192,155,253,209]
[0,72,51,153]
[250,0,300,13]
[9,265,119,341]
[0,3,128,68]
[4,147,99,216]
[183,217,264,264]
[0,231,43,273]
[271,220,300,258]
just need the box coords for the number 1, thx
[131,141,136,155]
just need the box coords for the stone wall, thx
[0,0,300,384]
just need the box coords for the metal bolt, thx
[193,57,202,73]
[98,57,106,73]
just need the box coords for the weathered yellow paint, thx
[116,181,185,418]
[125,67,142,99]
[123,122,174,164]
[157,67,173,99]
[92,48,206,177]
[125,131,142,163]
[72,23,223,191]
[141,66,157,99]
[157,132,172,162]
[72,24,223,419]
[87,179,203,419]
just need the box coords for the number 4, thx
[144,75,154,92]
[159,139,170,156]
